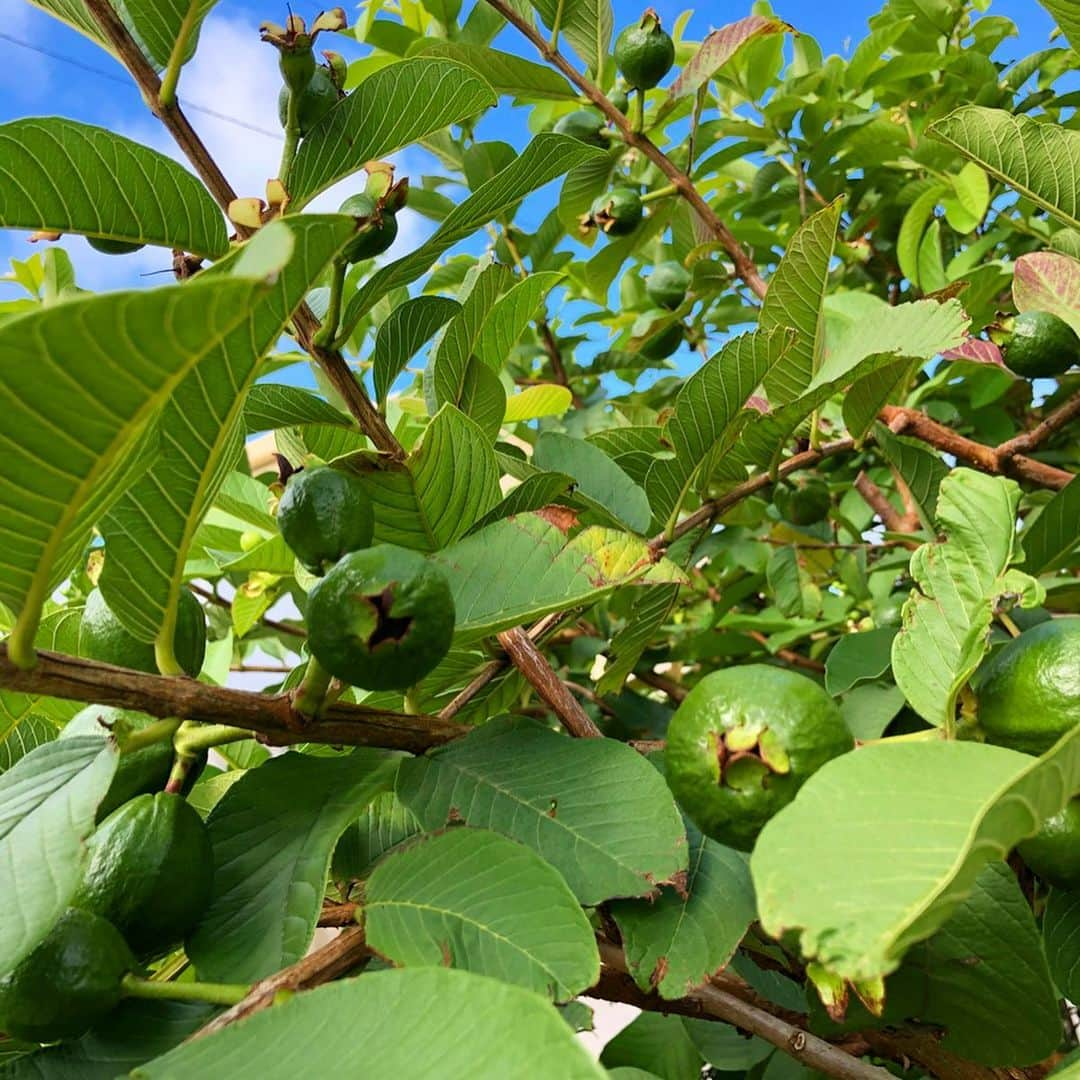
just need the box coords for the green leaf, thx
[611,823,755,999]
[186,750,396,983]
[752,725,1080,983]
[646,329,795,527]
[534,433,651,533]
[1012,251,1080,336]
[133,968,606,1079]
[341,135,606,335]
[1021,477,1080,575]
[467,473,575,533]
[430,513,687,642]
[527,0,612,76]
[97,217,355,659]
[873,422,948,529]
[504,384,573,422]
[928,107,1080,230]
[243,384,355,433]
[0,274,268,664]
[1044,887,1080,1002]
[411,42,577,99]
[596,584,680,696]
[396,716,687,905]
[844,17,915,88]
[760,199,843,405]
[897,186,947,289]
[373,296,461,405]
[289,59,497,207]
[333,789,421,881]
[1036,1,1080,54]
[824,629,896,696]
[0,119,228,258]
[364,827,599,999]
[475,272,563,370]
[942,163,990,234]
[891,469,1042,729]
[600,1013,703,1080]
[0,737,117,978]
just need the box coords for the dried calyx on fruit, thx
[582,187,643,236]
[614,9,676,91]
[339,162,409,263]
[261,9,347,93]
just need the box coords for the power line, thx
[0,31,281,140]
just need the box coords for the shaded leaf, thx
[373,296,461,405]
[825,629,896,696]
[1021,477,1080,575]
[1044,887,1080,1002]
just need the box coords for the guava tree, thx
[0,0,1078,1076]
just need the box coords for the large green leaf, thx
[411,42,577,99]
[133,969,606,1079]
[0,274,268,663]
[752,723,1080,983]
[612,822,756,1000]
[373,296,461,405]
[1044,887,1080,1002]
[186,750,396,983]
[1021,477,1080,575]
[397,717,687,904]
[364,827,599,999]
[0,737,117,978]
[600,1013,703,1079]
[340,135,606,335]
[430,513,687,642]
[0,119,227,258]
[289,59,497,207]
[1037,0,1080,51]
[928,107,1080,230]
[527,0,612,76]
[646,329,794,527]
[891,470,1042,730]
[98,217,355,660]
[760,199,843,405]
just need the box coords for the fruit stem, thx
[278,86,302,189]
[996,611,1022,639]
[120,717,182,754]
[122,974,250,1007]
[294,656,334,717]
[314,259,347,349]
[548,0,565,50]
[158,0,201,108]
[640,183,678,204]
[174,722,252,755]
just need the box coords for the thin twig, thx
[996,390,1080,462]
[853,471,919,543]
[629,669,688,704]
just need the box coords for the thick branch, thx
[0,647,466,754]
[483,0,767,300]
[996,390,1080,462]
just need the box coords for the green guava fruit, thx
[590,187,643,236]
[0,908,133,1043]
[87,237,145,255]
[339,193,399,263]
[277,466,375,574]
[775,479,831,526]
[79,587,206,677]
[553,109,607,147]
[664,665,854,851]
[306,545,455,691]
[614,10,676,91]
[1017,798,1080,891]
[278,66,339,134]
[640,318,683,360]
[1002,311,1080,379]
[976,618,1080,754]
[72,792,213,959]
[646,261,691,310]
[610,86,630,113]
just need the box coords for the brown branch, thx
[853,471,919,543]
[189,926,370,1041]
[0,646,466,754]
[482,0,767,300]
[318,901,359,927]
[996,390,1080,462]
[629,669,688,704]
[496,626,603,737]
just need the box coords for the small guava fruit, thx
[976,618,1080,754]
[610,85,630,113]
[87,236,145,255]
[278,65,339,134]
[72,792,214,959]
[646,261,691,310]
[339,192,399,263]
[1017,798,1080,891]
[0,908,134,1043]
[306,544,455,691]
[775,478,831,526]
[277,466,375,574]
[614,9,676,91]
[664,665,854,851]
[553,109,607,147]
[60,706,208,820]
[589,187,643,236]
[80,587,206,677]
[1002,310,1080,379]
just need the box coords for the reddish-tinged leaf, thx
[1012,252,1080,335]
[667,17,793,101]
[942,338,1005,367]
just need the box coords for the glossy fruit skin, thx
[1018,798,1080,890]
[277,466,375,575]
[665,665,854,851]
[646,261,691,310]
[0,908,133,1043]
[278,66,338,134]
[553,109,606,147]
[775,479,831,526]
[80,587,206,678]
[591,188,643,236]
[87,236,145,255]
[977,618,1080,754]
[306,545,455,691]
[614,15,675,91]
[1003,311,1080,378]
[71,793,213,959]
[60,706,206,821]
[339,193,399,263]
[640,319,683,360]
